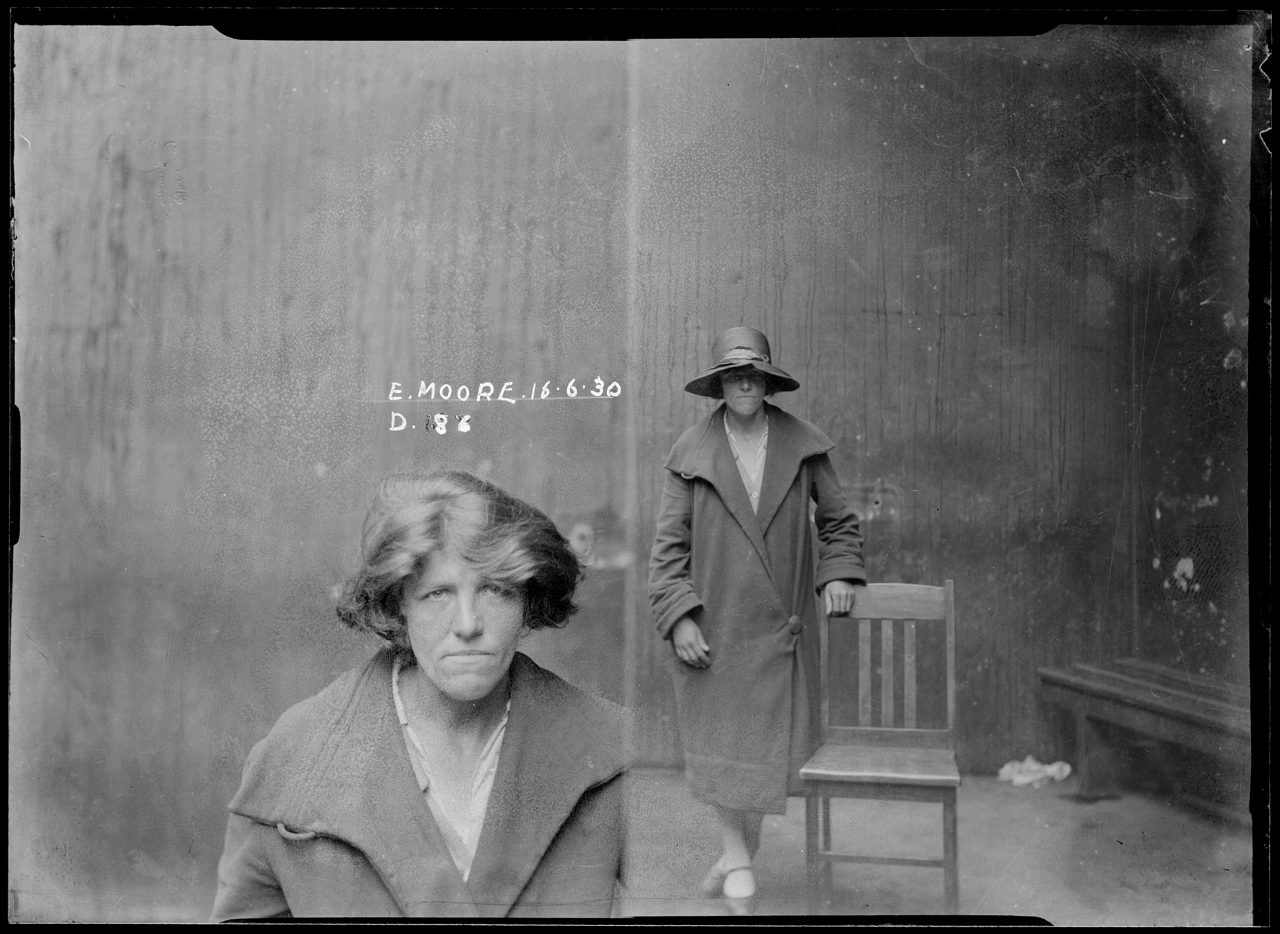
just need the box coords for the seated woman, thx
[211,471,630,919]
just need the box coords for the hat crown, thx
[683,326,798,397]
[711,327,772,366]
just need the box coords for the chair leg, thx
[820,796,833,896]
[942,790,959,914]
[805,794,820,913]
[821,795,832,849]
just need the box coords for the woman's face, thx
[720,368,767,419]
[401,550,525,705]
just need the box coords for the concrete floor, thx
[619,769,1257,924]
[17,767,1254,923]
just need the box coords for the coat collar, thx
[665,402,835,573]
[465,654,629,916]
[228,650,628,918]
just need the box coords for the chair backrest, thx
[823,581,955,749]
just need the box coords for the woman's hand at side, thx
[672,617,712,668]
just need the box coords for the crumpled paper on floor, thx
[997,755,1072,788]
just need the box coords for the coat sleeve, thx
[210,812,292,921]
[647,469,704,640]
[809,453,868,592]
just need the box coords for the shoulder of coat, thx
[272,651,387,737]
[512,653,631,725]
[663,406,724,474]
[234,651,389,794]
[510,653,634,767]
[765,403,836,456]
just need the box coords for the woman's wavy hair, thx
[335,471,582,651]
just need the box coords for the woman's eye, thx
[421,588,449,600]
[483,583,515,598]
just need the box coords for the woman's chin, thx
[436,669,509,705]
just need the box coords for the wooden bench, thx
[1037,657,1251,822]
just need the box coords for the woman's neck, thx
[409,669,510,744]
[724,405,767,437]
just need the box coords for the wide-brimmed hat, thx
[684,327,800,397]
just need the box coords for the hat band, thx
[719,347,770,365]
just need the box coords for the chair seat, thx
[801,743,960,787]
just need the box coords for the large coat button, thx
[787,615,802,634]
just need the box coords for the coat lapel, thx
[229,651,480,917]
[753,402,836,535]
[668,405,775,583]
[465,654,628,916]
[319,671,481,918]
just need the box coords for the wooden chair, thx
[800,581,960,914]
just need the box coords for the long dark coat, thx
[211,651,630,919]
[648,402,866,813]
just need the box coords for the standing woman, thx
[212,471,630,919]
[648,327,866,914]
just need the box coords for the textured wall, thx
[11,27,1253,922]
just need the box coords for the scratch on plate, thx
[117,287,143,317]
[86,94,129,116]
[22,630,52,666]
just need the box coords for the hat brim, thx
[684,361,800,397]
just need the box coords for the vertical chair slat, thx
[880,620,894,726]
[945,581,956,730]
[903,619,917,728]
[858,619,871,726]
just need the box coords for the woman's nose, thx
[452,591,484,637]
